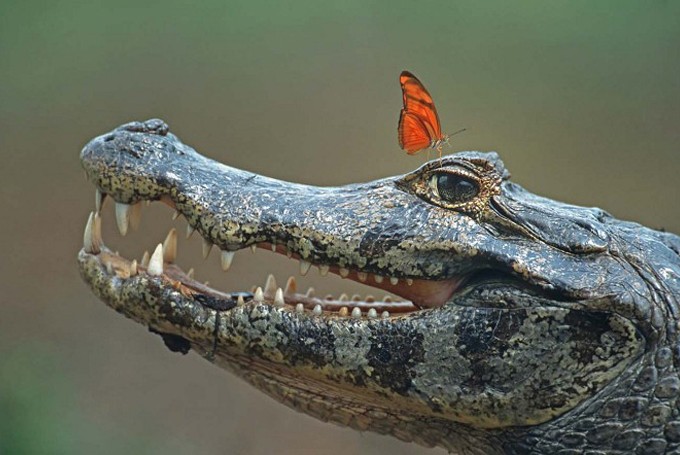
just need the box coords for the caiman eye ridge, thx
[82,191,467,319]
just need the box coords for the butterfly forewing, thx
[398,71,443,146]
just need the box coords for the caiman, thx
[78,119,680,455]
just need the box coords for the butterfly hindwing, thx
[398,111,432,154]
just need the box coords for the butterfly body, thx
[398,71,457,156]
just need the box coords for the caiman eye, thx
[429,172,479,204]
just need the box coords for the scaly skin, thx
[78,119,680,454]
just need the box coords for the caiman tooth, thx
[367,308,377,319]
[264,274,277,297]
[250,245,257,254]
[406,279,413,286]
[357,272,368,282]
[284,276,297,295]
[270,242,277,252]
[312,304,322,315]
[365,295,375,302]
[381,311,390,319]
[318,265,329,276]
[254,287,264,302]
[339,293,348,302]
[220,251,235,271]
[162,228,177,263]
[129,259,138,276]
[374,275,384,284]
[299,260,311,276]
[83,212,101,254]
[187,268,195,279]
[147,243,164,276]
[202,238,213,259]
[389,277,399,285]
[274,288,285,306]
[141,250,150,267]
[237,295,245,305]
[339,268,349,278]
[305,288,315,298]
[95,189,105,213]
[114,202,131,236]
[172,210,180,220]
[383,295,393,303]
[186,224,195,239]
[295,303,304,313]
[351,307,361,319]
[129,202,142,231]
[338,307,349,317]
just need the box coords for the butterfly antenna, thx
[449,127,467,137]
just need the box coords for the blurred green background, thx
[1,1,678,454]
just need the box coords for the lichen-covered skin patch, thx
[78,119,680,454]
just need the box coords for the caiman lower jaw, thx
[81,198,464,318]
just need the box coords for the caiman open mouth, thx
[81,191,466,319]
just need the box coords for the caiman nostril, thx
[119,118,169,136]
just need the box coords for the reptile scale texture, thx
[78,119,680,454]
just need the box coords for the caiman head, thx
[78,119,680,454]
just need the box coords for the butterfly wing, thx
[399,71,443,142]
[398,111,432,154]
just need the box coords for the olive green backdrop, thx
[1,1,678,454]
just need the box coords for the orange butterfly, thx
[398,71,464,156]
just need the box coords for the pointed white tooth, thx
[141,250,150,267]
[129,202,142,231]
[357,272,367,282]
[390,277,399,285]
[305,288,315,298]
[351,307,361,319]
[147,243,164,276]
[383,295,393,303]
[186,224,195,239]
[351,294,361,302]
[406,279,414,286]
[338,307,349,317]
[365,295,375,302]
[295,303,305,313]
[339,268,349,278]
[220,251,235,271]
[381,311,390,319]
[187,268,195,279]
[172,210,180,220]
[95,189,104,213]
[264,274,277,297]
[145,200,151,207]
[339,293,348,302]
[318,265,329,276]
[129,259,138,276]
[312,304,322,316]
[374,275,384,284]
[367,308,378,319]
[274,288,285,306]
[284,277,297,295]
[162,228,177,263]
[270,243,277,252]
[106,262,113,274]
[114,202,131,236]
[250,245,257,253]
[299,260,312,276]
[254,287,264,302]
[237,295,245,305]
[202,238,213,259]
[83,212,101,254]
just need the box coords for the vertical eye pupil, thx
[436,173,479,203]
